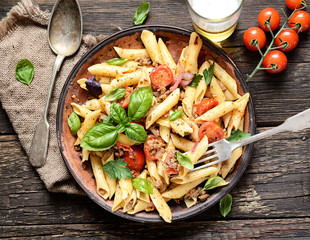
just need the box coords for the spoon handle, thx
[29,54,65,168]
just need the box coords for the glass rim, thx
[186,0,245,22]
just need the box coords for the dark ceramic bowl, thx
[56,25,256,223]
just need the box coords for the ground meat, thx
[149,126,160,137]
[147,136,166,160]
[163,151,182,173]
[184,187,210,202]
[154,87,169,104]
[136,56,152,66]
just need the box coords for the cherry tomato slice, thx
[289,10,310,32]
[243,27,266,51]
[275,30,299,52]
[143,135,166,161]
[286,0,305,10]
[263,50,288,73]
[198,121,224,143]
[117,87,133,108]
[123,146,145,172]
[150,65,173,89]
[258,8,281,31]
[196,98,219,116]
[163,150,182,174]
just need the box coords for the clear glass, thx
[186,0,244,42]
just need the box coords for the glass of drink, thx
[186,0,244,42]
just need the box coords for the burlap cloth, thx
[0,0,106,194]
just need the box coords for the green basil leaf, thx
[102,159,133,180]
[102,115,114,125]
[132,178,154,194]
[219,194,232,217]
[110,102,128,124]
[104,58,128,66]
[169,110,184,121]
[105,87,126,101]
[128,86,153,121]
[176,152,194,170]
[227,130,251,142]
[15,59,34,87]
[188,74,203,88]
[68,112,81,136]
[203,62,214,86]
[125,122,147,143]
[133,2,150,25]
[116,123,126,133]
[80,123,118,151]
[203,177,225,191]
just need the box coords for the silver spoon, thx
[29,0,83,168]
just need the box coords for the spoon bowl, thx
[29,0,82,168]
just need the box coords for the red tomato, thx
[124,146,145,172]
[149,65,173,89]
[117,87,133,108]
[163,150,182,174]
[275,30,299,52]
[143,135,166,160]
[258,8,281,31]
[286,0,306,10]
[289,10,310,32]
[196,98,219,116]
[198,121,224,143]
[243,27,266,51]
[263,50,287,73]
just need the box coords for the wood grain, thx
[0,0,309,238]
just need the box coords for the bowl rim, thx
[56,24,256,223]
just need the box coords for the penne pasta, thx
[114,46,150,60]
[185,32,202,74]
[141,30,163,65]
[158,38,176,74]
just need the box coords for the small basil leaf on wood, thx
[68,112,81,136]
[169,110,184,121]
[102,159,133,180]
[227,130,250,142]
[203,62,214,86]
[188,74,203,88]
[125,122,147,143]
[219,194,232,217]
[133,2,150,25]
[80,123,118,151]
[128,86,153,121]
[105,87,126,101]
[85,76,102,97]
[104,58,128,66]
[132,178,154,194]
[15,59,34,87]
[176,152,194,170]
[110,102,128,124]
[203,177,225,191]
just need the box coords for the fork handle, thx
[232,108,310,150]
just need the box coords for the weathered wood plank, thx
[1,218,310,239]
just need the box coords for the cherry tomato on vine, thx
[275,30,299,52]
[149,65,173,89]
[258,8,281,31]
[286,0,306,10]
[243,27,266,51]
[263,50,287,73]
[289,10,310,32]
[124,146,146,172]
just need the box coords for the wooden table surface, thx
[1,0,309,239]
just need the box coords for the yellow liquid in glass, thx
[193,22,237,42]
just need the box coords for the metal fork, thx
[192,108,310,172]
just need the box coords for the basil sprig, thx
[219,194,232,217]
[169,110,184,121]
[203,62,215,86]
[227,130,250,142]
[176,152,194,170]
[15,59,34,87]
[105,87,126,101]
[203,177,225,191]
[104,58,128,66]
[81,86,153,151]
[132,178,154,194]
[188,74,203,88]
[68,112,81,136]
[133,2,150,25]
[102,159,133,180]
